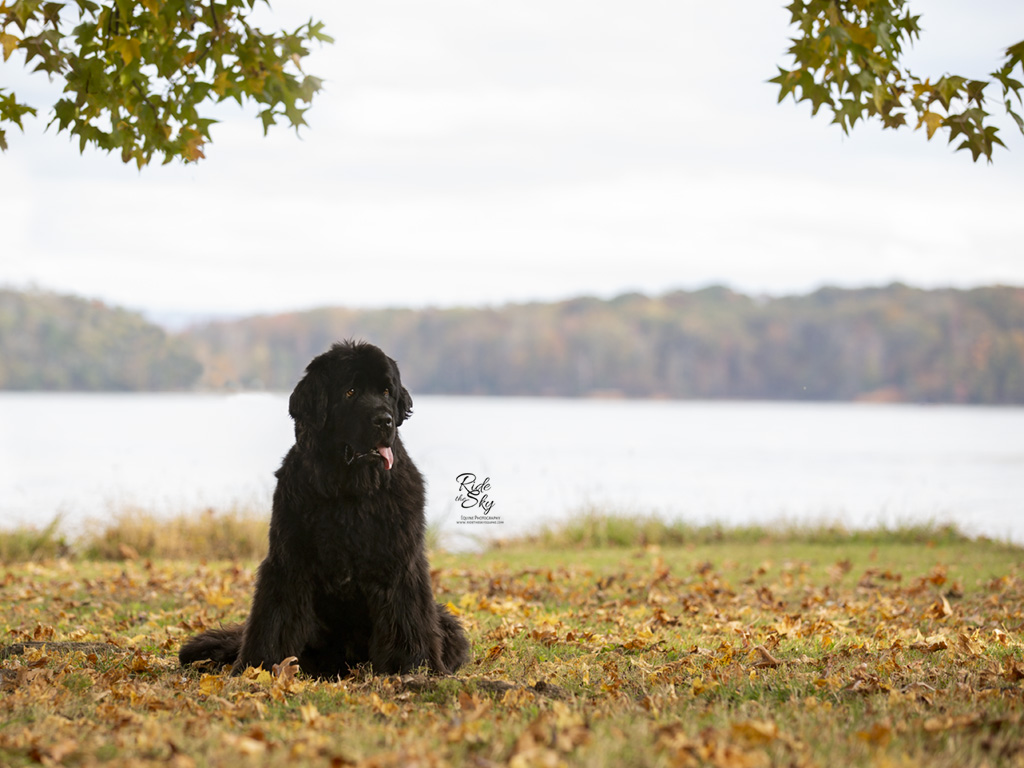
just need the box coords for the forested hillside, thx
[184,284,1024,404]
[0,289,201,390]
[3,285,1021,401]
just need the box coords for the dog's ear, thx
[289,367,329,441]
[396,385,413,426]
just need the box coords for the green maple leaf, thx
[259,107,277,136]
[769,66,801,102]
[832,98,865,133]
[935,76,966,109]
[1006,100,1024,133]
[282,100,308,129]
[1005,39,1024,65]
[965,80,988,105]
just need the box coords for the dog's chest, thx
[301,496,413,575]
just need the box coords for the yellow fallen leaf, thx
[955,633,983,657]
[299,703,320,726]
[731,719,779,745]
[458,690,488,720]
[369,692,399,717]
[198,674,224,696]
[204,590,235,608]
[925,595,953,619]
[486,643,506,661]
[855,721,893,745]
[222,733,266,756]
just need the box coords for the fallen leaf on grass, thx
[856,721,893,745]
[485,643,506,661]
[272,656,300,681]
[1,666,52,691]
[510,705,589,767]
[29,739,78,764]
[457,689,489,719]
[842,674,889,695]
[198,673,224,697]
[299,703,321,726]
[954,632,984,657]
[924,595,953,620]
[223,732,267,756]
[369,692,399,717]
[530,627,559,646]
[748,645,782,669]
[909,635,948,653]
[730,719,779,745]
[657,726,773,768]
[923,714,982,732]
[827,559,853,582]
[1002,659,1024,682]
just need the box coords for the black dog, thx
[180,341,469,677]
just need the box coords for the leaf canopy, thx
[772,0,1023,162]
[0,0,332,166]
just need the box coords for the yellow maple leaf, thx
[182,131,206,163]
[109,36,142,66]
[198,673,224,696]
[844,25,876,49]
[213,70,231,97]
[0,31,19,62]
[917,110,944,140]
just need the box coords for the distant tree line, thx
[185,284,1024,404]
[2,284,1022,403]
[0,289,200,390]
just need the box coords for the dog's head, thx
[288,341,413,484]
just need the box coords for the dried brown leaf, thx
[749,645,782,669]
[272,655,300,681]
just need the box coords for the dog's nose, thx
[375,412,394,430]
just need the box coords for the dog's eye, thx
[345,388,356,399]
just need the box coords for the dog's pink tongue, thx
[378,446,394,471]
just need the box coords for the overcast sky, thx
[2,1,1023,321]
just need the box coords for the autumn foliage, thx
[5,285,1024,402]
[2,520,1022,767]
[0,0,329,164]
[772,0,1024,161]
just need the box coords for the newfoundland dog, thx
[179,341,469,677]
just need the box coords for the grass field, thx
[1,513,1022,767]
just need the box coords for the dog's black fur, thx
[179,341,469,677]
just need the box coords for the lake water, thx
[2,394,1022,546]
